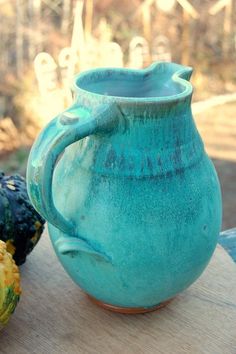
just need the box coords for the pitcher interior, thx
[76,68,186,99]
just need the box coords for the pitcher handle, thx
[27,103,119,262]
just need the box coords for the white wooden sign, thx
[129,36,150,68]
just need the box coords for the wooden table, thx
[1,230,236,354]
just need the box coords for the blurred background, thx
[0,0,235,229]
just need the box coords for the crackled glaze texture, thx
[27,63,222,310]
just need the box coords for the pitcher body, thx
[27,62,222,312]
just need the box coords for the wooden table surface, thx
[1,230,236,354]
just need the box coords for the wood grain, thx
[0,229,236,354]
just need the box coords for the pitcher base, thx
[87,294,172,314]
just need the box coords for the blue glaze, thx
[219,229,236,262]
[27,62,222,309]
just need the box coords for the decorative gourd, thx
[0,240,21,328]
[0,172,45,265]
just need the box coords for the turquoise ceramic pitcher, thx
[27,62,222,313]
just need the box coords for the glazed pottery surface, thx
[27,62,222,310]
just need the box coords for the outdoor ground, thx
[0,102,235,230]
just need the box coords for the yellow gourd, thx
[0,240,21,328]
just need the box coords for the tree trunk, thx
[181,9,190,65]
[223,0,233,58]
[16,0,24,77]
[61,0,71,34]
[28,0,42,61]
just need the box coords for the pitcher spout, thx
[150,62,193,81]
[145,62,193,99]
[174,64,193,81]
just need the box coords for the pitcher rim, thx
[72,62,193,105]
